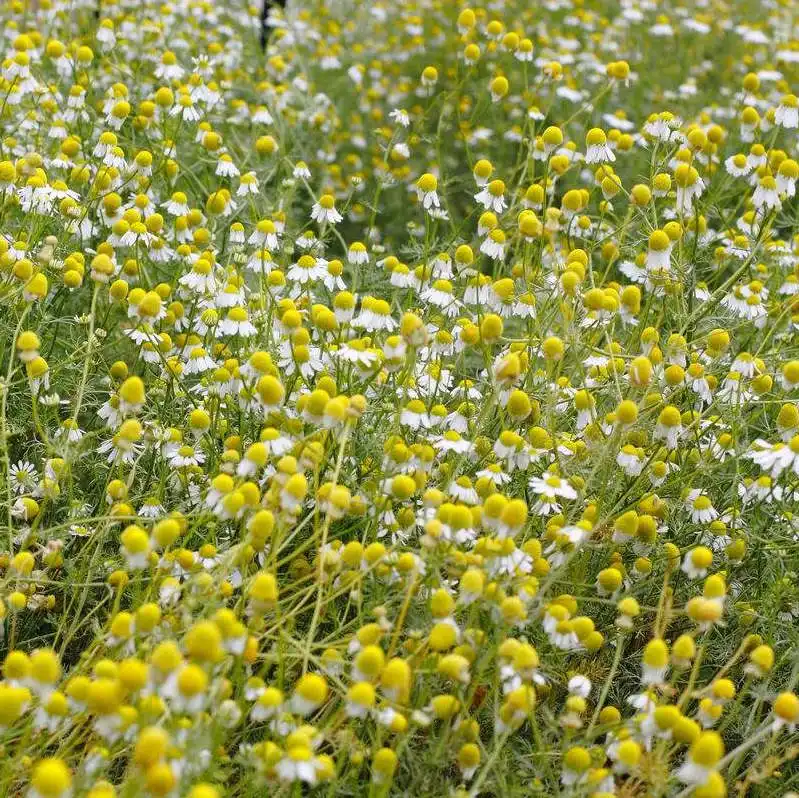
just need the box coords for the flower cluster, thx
[0,0,799,795]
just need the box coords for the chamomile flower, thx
[585,128,615,164]
[311,194,343,224]
[416,173,440,210]
[474,179,507,213]
[775,94,799,128]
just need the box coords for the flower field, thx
[2,0,799,794]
